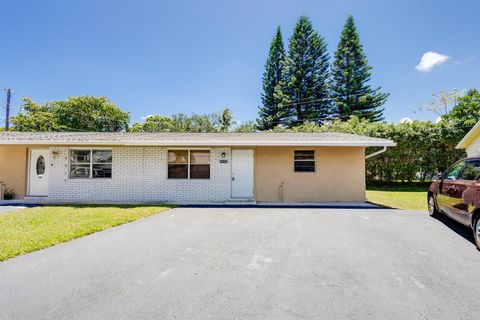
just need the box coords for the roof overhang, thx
[456,120,480,149]
[0,140,396,147]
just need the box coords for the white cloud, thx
[140,114,155,121]
[435,116,442,124]
[415,51,450,72]
[400,117,413,124]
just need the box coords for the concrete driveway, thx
[1,207,479,320]
[0,205,29,214]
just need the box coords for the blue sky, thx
[0,0,479,125]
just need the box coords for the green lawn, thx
[0,205,171,261]
[367,187,428,211]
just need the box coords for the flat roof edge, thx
[0,140,396,147]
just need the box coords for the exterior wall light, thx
[51,149,60,159]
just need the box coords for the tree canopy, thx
[130,108,254,133]
[11,96,130,132]
[257,26,287,130]
[443,89,480,132]
[276,16,332,126]
[331,15,388,122]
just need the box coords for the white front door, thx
[29,149,49,197]
[231,150,254,198]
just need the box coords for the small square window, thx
[294,150,315,172]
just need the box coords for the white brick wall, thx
[47,147,232,203]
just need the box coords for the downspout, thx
[365,146,387,159]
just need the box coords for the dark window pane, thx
[294,150,315,160]
[70,164,90,178]
[168,164,188,179]
[459,161,480,180]
[92,164,112,178]
[36,156,45,176]
[190,150,210,164]
[294,161,315,172]
[71,150,90,163]
[92,150,112,163]
[168,150,188,164]
[446,162,464,180]
[190,164,210,179]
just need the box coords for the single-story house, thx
[0,132,395,203]
[457,119,480,157]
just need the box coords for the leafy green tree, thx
[234,121,257,133]
[54,96,130,132]
[11,96,130,132]
[188,113,218,132]
[215,108,235,132]
[129,115,173,132]
[10,98,61,131]
[130,109,235,133]
[169,113,217,132]
[331,16,389,122]
[277,16,332,125]
[257,27,287,130]
[443,89,480,131]
[169,113,194,132]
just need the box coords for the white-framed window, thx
[70,149,112,179]
[294,150,315,172]
[168,149,210,179]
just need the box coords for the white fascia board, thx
[0,140,396,147]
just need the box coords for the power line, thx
[278,98,330,107]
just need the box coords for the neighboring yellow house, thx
[0,132,395,203]
[457,120,480,157]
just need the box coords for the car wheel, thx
[428,194,439,217]
[474,218,480,251]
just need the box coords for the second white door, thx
[231,150,254,198]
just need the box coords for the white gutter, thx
[365,146,388,159]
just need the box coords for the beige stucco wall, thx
[0,146,28,199]
[254,146,366,202]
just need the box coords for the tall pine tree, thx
[331,15,389,122]
[257,27,286,130]
[277,16,332,126]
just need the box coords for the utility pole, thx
[5,88,11,131]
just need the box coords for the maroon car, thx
[428,157,480,250]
